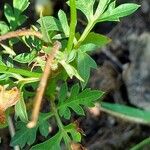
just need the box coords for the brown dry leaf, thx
[71,143,87,150]
[0,85,20,124]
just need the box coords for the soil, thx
[0,0,150,149]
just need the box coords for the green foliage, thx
[58,83,104,119]
[31,123,81,150]
[11,113,52,148]
[0,0,140,149]
[101,102,150,125]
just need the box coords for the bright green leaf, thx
[58,10,70,37]
[59,60,84,82]
[15,92,28,122]
[98,3,140,22]
[75,0,95,21]
[0,43,16,56]
[13,0,30,14]
[77,50,97,89]
[13,51,36,64]
[81,32,111,49]
[0,21,9,35]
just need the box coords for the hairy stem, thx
[27,41,61,128]
[0,29,42,42]
[67,0,77,52]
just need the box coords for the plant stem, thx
[51,100,71,150]
[130,137,150,150]
[74,19,95,48]
[0,29,42,42]
[27,41,61,128]
[0,65,41,78]
[67,0,77,52]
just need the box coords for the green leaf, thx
[13,0,30,14]
[59,60,84,82]
[81,32,111,48]
[0,43,16,56]
[10,122,38,148]
[15,92,28,122]
[75,0,95,21]
[64,123,81,142]
[101,102,150,125]
[37,16,62,31]
[58,10,70,37]
[4,3,15,24]
[31,131,62,150]
[98,3,140,22]
[95,0,111,17]
[11,113,52,148]
[77,50,97,89]
[31,123,81,150]
[58,83,68,103]
[38,114,50,137]
[58,84,104,119]
[13,51,36,64]
[0,21,9,35]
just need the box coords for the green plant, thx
[0,0,140,149]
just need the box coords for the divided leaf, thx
[31,123,81,150]
[58,83,104,119]
[10,122,38,148]
[31,131,62,150]
[76,0,95,21]
[11,113,51,148]
[98,3,140,22]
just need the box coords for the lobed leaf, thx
[98,3,140,22]
[31,123,81,150]
[11,113,52,148]
[58,84,104,119]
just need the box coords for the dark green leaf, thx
[31,131,62,150]
[39,120,50,137]
[58,84,104,119]
[11,113,52,148]
[10,122,38,148]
